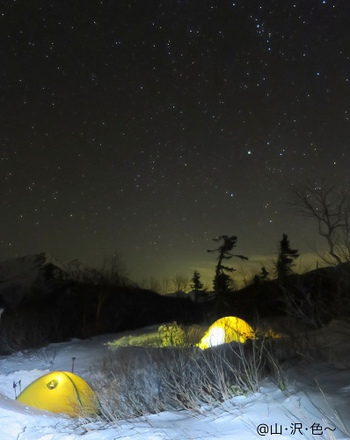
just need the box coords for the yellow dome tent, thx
[197,316,255,349]
[17,371,99,417]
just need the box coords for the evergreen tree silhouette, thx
[260,266,269,280]
[276,234,299,280]
[207,235,248,295]
[191,270,203,291]
[254,266,269,284]
[191,270,204,303]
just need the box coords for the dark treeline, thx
[1,257,350,355]
[0,276,205,354]
[1,181,350,353]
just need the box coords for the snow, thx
[0,321,350,440]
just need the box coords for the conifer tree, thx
[260,266,269,280]
[191,270,204,303]
[191,270,203,291]
[254,266,269,284]
[276,234,299,280]
[207,235,248,294]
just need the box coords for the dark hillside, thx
[1,252,349,354]
[222,262,350,326]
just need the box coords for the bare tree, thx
[172,274,189,293]
[95,253,128,332]
[291,181,350,265]
[161,277,172,294]
[100,253,128,285]
[139,276,162,293]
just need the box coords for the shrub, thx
[91,338,286,421]
[106,322,206,349]
[158,322,188,347]
[0,309,50,354]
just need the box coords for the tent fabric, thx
[17,371,99,417]
[197,316,255,349]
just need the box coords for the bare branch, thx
[290,180,350,265]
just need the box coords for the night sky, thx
[1,1,350,285]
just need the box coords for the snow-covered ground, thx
[0,321,350,440]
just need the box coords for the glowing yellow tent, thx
[17,371,99,417]
[197,316,255,349]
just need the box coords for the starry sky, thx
[1,1,350,286]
